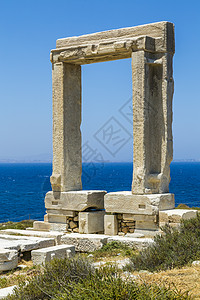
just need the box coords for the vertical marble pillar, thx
[132,51,174,194]
[51,62,82,192]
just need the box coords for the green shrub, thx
[6,257,94,300]
[176,204,200,211]
[128,213,200,272]
[6,258,191,300]
[0,220,33,231]
[176,204,190,209]
[55,273,190,300]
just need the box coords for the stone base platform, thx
[45,190,106,212]
[33,210,105,234]
[37,190,107,234]
[104,192,175,234]
[105,192,175,214]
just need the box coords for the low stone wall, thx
[35,210,105,234]
[117,214,135,234]
[34,212,79,233]
[65,213,79,233]
[104,213,159,235]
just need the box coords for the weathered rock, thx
[125,233,145,238]
[69,221,78,229]
[104,215,118,236]
[0,285,16,299]
[107,236,154,250]
[45,190,106,211]
[61,233,109,252]
[0,234,55,254]
[79,211,105,234]
[49,223,68,232]
[0,249,18,262]
[122,227,129,234]
[33,221,50,231]
[132,48,174,194]
[47,214,67,224]
[31,245,75,265]
[105,192,175,214]
[133,229,161,238]
[192,261,200,266]
[159,209,197,225]
[0,229,62,245]
[46,210,76,217]
[0,249,18,272]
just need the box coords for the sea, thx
[0,162,200,223]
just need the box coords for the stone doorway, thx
[33,21,175,235]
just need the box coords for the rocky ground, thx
[0,219,199,299]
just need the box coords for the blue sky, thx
[0,0,200,162]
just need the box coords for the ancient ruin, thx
[33,21,176,235]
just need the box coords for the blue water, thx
[0,162,199,223]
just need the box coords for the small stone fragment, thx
[69,221,78,229]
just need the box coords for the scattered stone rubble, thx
[159,209,197,227]
[0,249,18,272]
[0,229,155,273]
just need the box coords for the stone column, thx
[132,50,174,194]
[50,62,82,192]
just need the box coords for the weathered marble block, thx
[0,249,18,272]
[45,190,106,212]
[121,214,159,230]
[105,192,175,215]
[33,221,51,231]
[31,244,75,265]
[79,211,105,234]
[61,233,109,252]
[104,215,118,236]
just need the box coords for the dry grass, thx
[0,260,38,289]
[133,264,200,299]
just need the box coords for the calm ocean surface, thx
[0,162,200,223]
